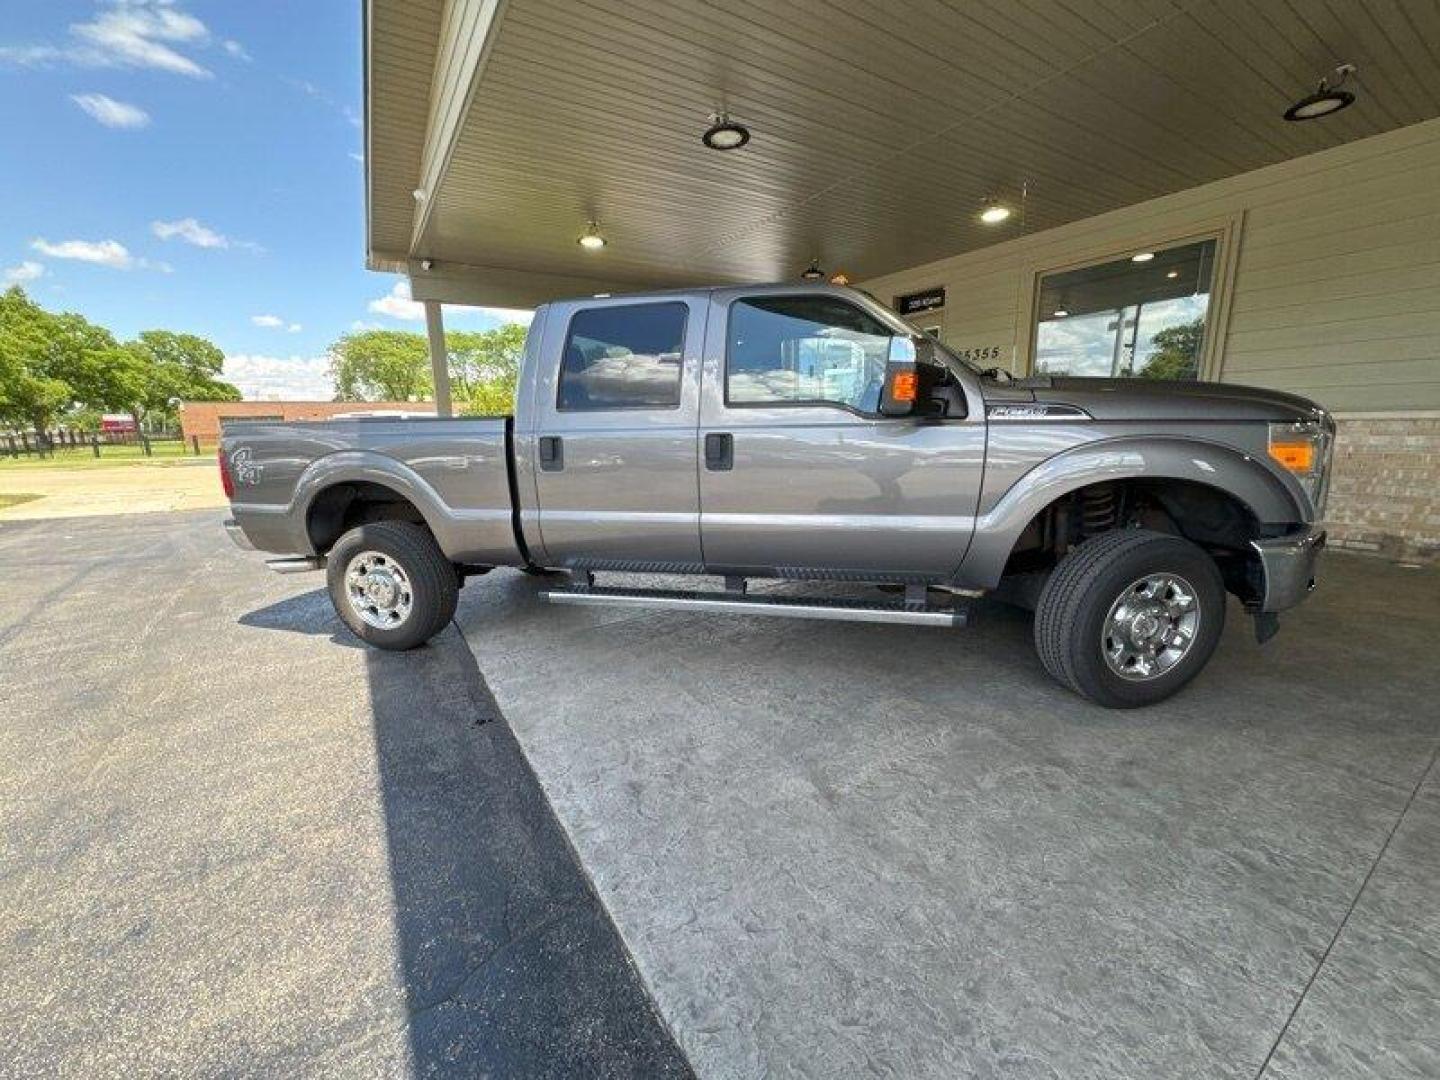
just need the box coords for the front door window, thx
[726,295,892,414]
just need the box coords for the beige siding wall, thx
[865,118,1440,557]
[865,118,1440,414]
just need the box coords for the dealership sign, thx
[894,286,946,316]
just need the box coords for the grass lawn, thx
[0,492,42,511]
[0,441,208,470]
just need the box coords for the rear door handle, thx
[705,432,733,471]
[538,435,563,471]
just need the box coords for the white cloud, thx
[4,260,46,285]
[70,1,212,78]
[151,217,222,248]
[222,354,333,401]
[31,237,133,269]
[368,280,425,321]
[152,217,262,254]
[3,2,213,78]
[0,45,66,66]
[367,279,533,327]
[350,319,382,332]
[70,92,150,129]
[222,39,250,62]
[251,314,284,328]
[349,151,364,165]
[287,323,302,333]
[477,306,533,327]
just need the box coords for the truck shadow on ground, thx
[238,589,692,1077]
[237,588,365,647]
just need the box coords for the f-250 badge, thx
[230,446,262,485]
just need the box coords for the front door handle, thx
[705,432,733,471]
[538,435,563,471]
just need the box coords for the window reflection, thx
[727,296,892,412]
[1034,238,1217,380]
[557,303,688,410]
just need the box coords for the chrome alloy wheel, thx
[1101,572,1201,681]
[343,550,414,630]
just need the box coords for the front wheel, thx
[1034,529,1226,708]
[327,521,458,650]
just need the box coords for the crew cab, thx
[221,284,1331,707]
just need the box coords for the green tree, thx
[129,330,240,428]
[0,288,240,437]
[0,288,73,435]
[451,323,527,415]
[1140,318,1204,380]
[328,330,432,401]
[0,287,99,436]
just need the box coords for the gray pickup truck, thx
[221,283,1331,707]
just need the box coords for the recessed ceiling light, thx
[801,258,825,281]
[1285,64,1357,122]
[979,198,1012,224]
[1131,252,1155,263]
[702,113,750,150]
[578,221,606,250]
[1166,270,1179,279]
[1052,309,1069,318]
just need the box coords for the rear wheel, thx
[327,521,458,650]
[1034,529,1225,708]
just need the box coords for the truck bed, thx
[221,416,526,566]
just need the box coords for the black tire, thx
[1034,529,1226,708]
[326,521,458,651]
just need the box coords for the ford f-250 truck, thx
[221,283,1331,707]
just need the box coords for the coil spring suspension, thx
[1078,485,1118,538]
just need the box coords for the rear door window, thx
[557,303,688,410]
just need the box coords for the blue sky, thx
[0,0,527,399]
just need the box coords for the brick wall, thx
[1326,413,1440,562]
[179,401,432,444]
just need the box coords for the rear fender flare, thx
[292,451,457,557]
[956,435,1308,589]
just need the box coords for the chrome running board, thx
[541,584,968,627]
[266,556,326,574]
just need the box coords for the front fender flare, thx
[956,435,1309,590]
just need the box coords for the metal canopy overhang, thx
[365,0,1440,309]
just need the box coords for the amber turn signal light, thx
[890,371,919,402]
[1268,440,1315,472]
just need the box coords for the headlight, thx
[1268,419,1333,515]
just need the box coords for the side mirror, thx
[880,336,919,416]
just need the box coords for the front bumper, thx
[1250,526,1326,612]
[223,517,255,551]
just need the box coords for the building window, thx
[1033,237,1218,380]
[726,295,892,413]
[557,303,688,410]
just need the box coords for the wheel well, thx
[307,481,428,554]
[1002,478,1268,603]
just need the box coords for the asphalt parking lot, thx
[2,509,1437,1078]
[0,511,687,1078]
